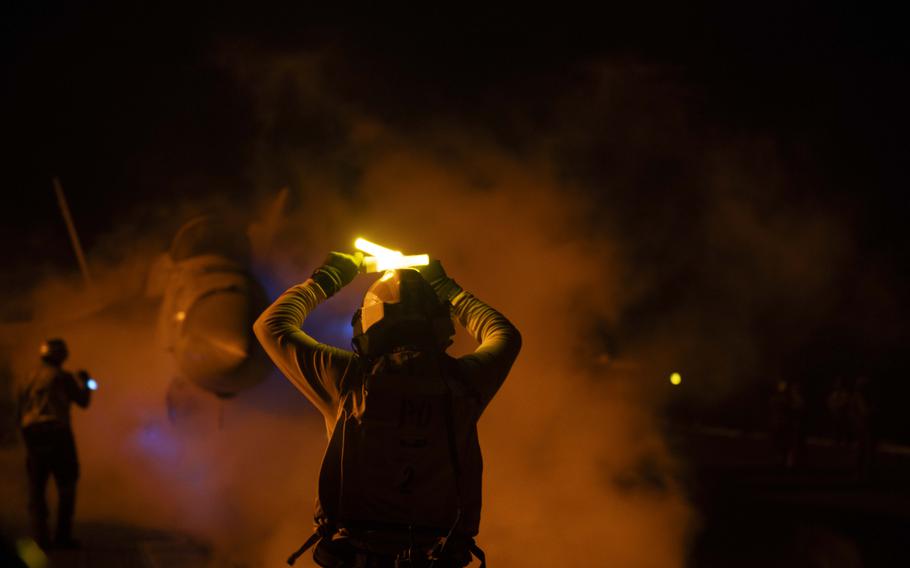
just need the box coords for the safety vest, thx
[318,353,484,536]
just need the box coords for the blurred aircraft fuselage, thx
[155,216,269,401]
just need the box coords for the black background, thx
[4,3,909,437]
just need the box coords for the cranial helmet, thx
[351,269,455,357]
[40,338,68,365]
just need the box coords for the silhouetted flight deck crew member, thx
[254,252,521,567]
[15,338,92,549]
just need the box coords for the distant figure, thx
[15,339,92,549]
[785,381,807,469]
[769,380,791,465]
[826,377,851,447]
[848,376,876,478]
[768,380,806,469]
[255,253,521,567]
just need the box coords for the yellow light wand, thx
[354,238,429,273]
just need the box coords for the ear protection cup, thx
[432,314,455,348]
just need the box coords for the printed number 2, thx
[399,465,415,493]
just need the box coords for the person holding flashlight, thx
[255,251,521,567]
[15,338,92,549]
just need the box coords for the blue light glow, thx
[302,312,357,350]
[87,378,98,390]
[135,422,179,462]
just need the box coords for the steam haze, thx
[4,13,908,567]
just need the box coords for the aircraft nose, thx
[207,337,248,361]
[174,290,254,380]
[198,336,249,369]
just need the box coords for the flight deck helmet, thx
[351,269,454,357]
[40,338,68,365]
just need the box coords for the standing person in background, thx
[15,338,92,549]
[768,380,791,467]
[255,252,521,567]
[849,375,877,479]
[768,379,806,470]
[785,380,807,470]
[826,377,851,447]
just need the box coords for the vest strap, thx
[469,539,487,568]
[287,523,336,566]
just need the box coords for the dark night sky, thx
[4,4,909,433]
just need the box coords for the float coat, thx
[254,277,521,535]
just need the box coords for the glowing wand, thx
[354,238,429,273]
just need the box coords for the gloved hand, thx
[417,259,463,303]
[76,370,95,392]
[311,251,364,297]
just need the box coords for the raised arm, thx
[253,252,364,427]
[419,261,522,411]
[68,371,92,408]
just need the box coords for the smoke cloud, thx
[2,41,865,567]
